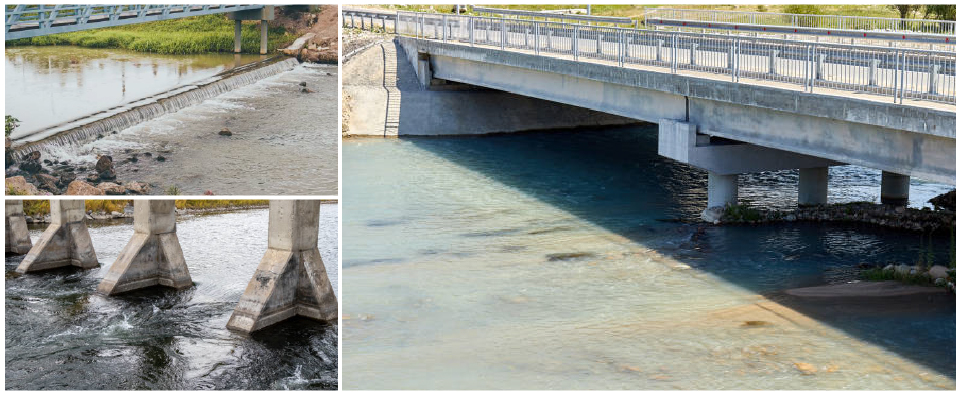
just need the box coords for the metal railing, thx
[396,11,955,105]
[644,8,955,36]
[5,4,264,40]
[473,6,635,27]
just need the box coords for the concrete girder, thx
[97,200,193,295]
[227,200,338,333]
[16,200,98,273]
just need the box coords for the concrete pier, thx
[707,172,739,208]
[798,167,829,206]
[228,5,274,55]
[5,200,33,255]
[97,201,192,295]
[880,171,910,206]
[234,20,242,53]
[16,200,98,273]
[227,201,338,333]
[260,20,268,55]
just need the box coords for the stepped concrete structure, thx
[227,200,338,333]
[16,200,98,273]
[5,200,33,254]
[97,200,193,295]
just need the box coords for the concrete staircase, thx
[382,42,401,137]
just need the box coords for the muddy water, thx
[5,46,263,137]
[5,205,339,390]
[342,126,954,390]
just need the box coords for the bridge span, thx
[5,4,285,54]
[5,199,337,334]
[347,9,955,214]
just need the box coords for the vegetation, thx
[19,199,268,217]
[7,15,295,55]
[723,204,762,222]
[5,115,19,137]
[165,186,182,195]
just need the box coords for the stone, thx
[934,277,946,286]
[929,190,955,212]
[219,128,232,136]
[98,182,126,195]
[883,264,894,272]
[701,206,724,223]
[35,173,59,192]
[19,151,42,174]
[928,265,950,280]
[794,362,817,375]
[95,155,116,180]
[784,214,796,221]
[125,181,150,195]
[86,173,100,183]
[5,176,38,195]
[299,81,307,87]
[894,265,913,276]
[156,155,166,162]
[65,180,104,195]
[59,171,77,187]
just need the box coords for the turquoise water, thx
[342,126,954,390]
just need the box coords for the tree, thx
[889,5,919,20]
[924,4,956,21]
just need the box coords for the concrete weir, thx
[227,201,338,333]
[16,200,98,273]
[97,200,192,295]
[5,200,33,255]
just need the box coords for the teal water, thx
[342,126,954,390]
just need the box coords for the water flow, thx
[5,206,339,390]
[342,126,954,390]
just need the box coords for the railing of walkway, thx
[397,11,956,104]
[643,8,956,36]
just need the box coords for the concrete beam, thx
[97,201,192,295]
[16,200,97,273]
[227,200,337,333]
[228,6,274,21]
[5,200,32,255]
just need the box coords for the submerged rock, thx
[219,128,232,137]
[794,362,817,375]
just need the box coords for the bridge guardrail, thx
[395,11,956,105]
[643,8,956,36]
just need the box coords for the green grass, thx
[18,200,269,217]
[723,204,762,222]
[7,15,295,55]
[175,200,269,210]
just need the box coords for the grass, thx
[19,199,269,217]
[7,14,295,55]
[723,204,762,222]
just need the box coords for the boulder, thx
[97,182,126,195]
[65,180,104,195]
[928,265,950,280]
[35,173,60,192]
[125,181,150,195]
[59,171,77,187]
[219,128,232,137]
[934,277,946,286]
[95,155,116,180]
[5,176,38,195]
[86,173,100,183]
[701,206,724,224]
[19,151,42,174]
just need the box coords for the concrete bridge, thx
[4,199,337,334]
[4,4,298,54]
[347,9,955,214]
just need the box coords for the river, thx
[5,205,339,390]
[5,46,338,195]
[342,126,954,390]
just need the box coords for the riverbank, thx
[17,199,278,224]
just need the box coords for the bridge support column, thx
[97,201,192,295]
[707,172,739,208]
[5,200,32,255]
[234,20,242,53]
[260,20,268,55]
[880,171,910,206]
[227,200,338,333]
[16,200,97,273]
[798,167,829,206]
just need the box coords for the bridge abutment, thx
[227,200,337,333]
[97,200,192,295]
[16,200,98,273]
[881,171,910,206]
[5,200,33,255]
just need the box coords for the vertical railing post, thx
[671,34,677,73]
[469,16,474,45]
[690,42,698,66]
[656,38,664,62]
[728,39,735,80]
[442,14,447,43]
[573,24,579,60]
[500,16,505,50]
[927,63,940,95]
[534,21,540,54]
[868,57,880,87]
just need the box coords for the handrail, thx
[644,8,955,36]
[390,11,955,105]
[473,6,634,26]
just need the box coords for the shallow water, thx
[5,205,339,390]
[5,46,264,137]
[37,62,339,195]
[342,126,955,390]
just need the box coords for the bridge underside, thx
[400,37,955,185]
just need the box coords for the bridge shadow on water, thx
[399,125,955,378]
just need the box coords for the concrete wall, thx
[399,37,956,184]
